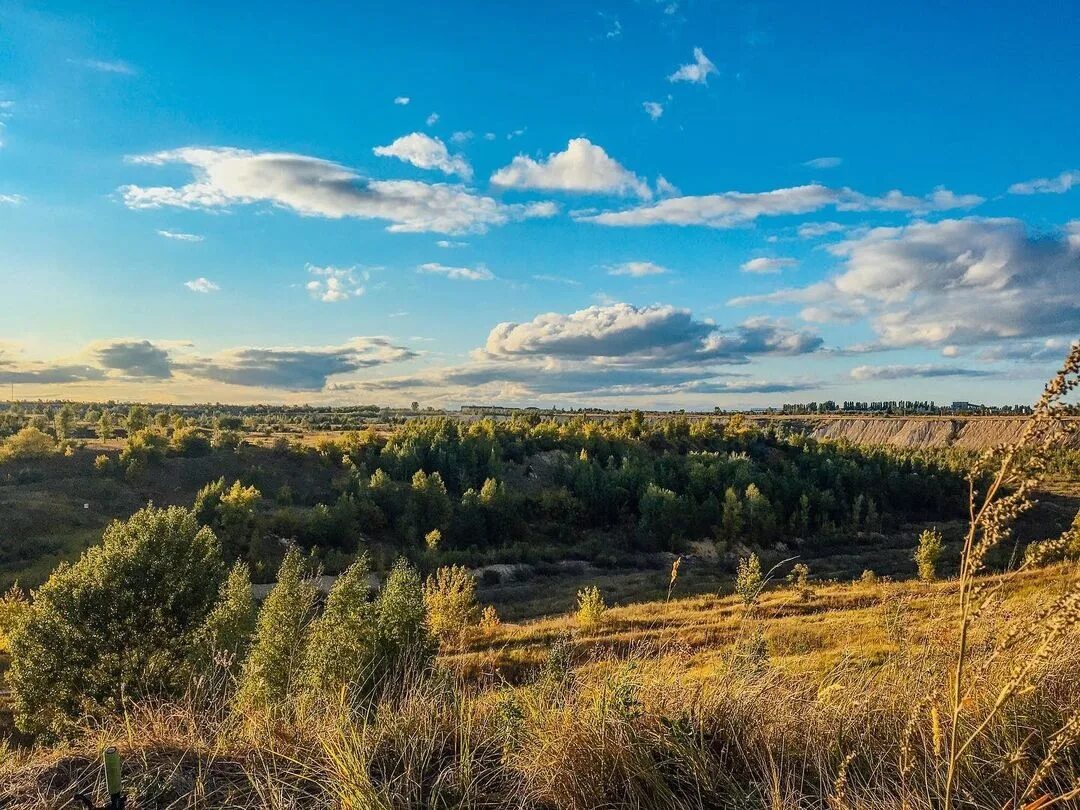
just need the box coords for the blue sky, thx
[1,0,1078,407]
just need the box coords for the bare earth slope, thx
[746,415,1080,450]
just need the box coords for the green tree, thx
[235,548,317,715]
[8,506,223,736]
[194,561,256,678]
[54,404,75,441]
[721,487,744,542]
[300,556,377,701]
[97,411,115,441]
[0,426,57,462]
[125,404,150,434]
[374,558,434,682]
[914,527,944,582]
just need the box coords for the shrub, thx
[575,585,607,629]
[786,562,813,601]
[0,583,29,652]
[424,528,442,551]
[93,453,112,472]
[0,426,56,462]
[859,569,879,585]
[735,553,764,606]
[423,565,478,647]
[915,527,944,582]
[479,604,500,633]
[8,505,223,737]
[235,548,317,715]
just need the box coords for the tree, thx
[374,558,434,682]
[0,426,56,462]
[125,405,150,434]
[721,487,744,542]
[8,506,223,736]
[97,411,115,441]
[235,548,317,715]
[914,527,944,582]
[54,404,75,441]
[423,565,478,647]
[194,562,256,678]
[301,556,377,701]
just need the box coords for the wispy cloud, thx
[607,261,670,277]
[803,156,842,169]
[184,277,219,293]
[643,101,664,120]
[668,47,717,84]
[740,257,798,274]
[72,58,136,75]
[393,96,411,105]
[157,229,203,242]
[418,262,494,281]
[1009,169,1079,195]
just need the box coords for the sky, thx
[1,0,1078,409]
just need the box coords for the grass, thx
[2,562,1077,808]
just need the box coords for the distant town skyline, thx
[1,1,1078,408]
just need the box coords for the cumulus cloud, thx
[426,112,439,126]
[668,47,717,84]
[0,350,106,384]
[491,138,651,198]
[579,183,983,228]
[178,338,417,391]
[741,257,798,274]
[185,277,219,293]
[157,229,203,241]
[643,101,664,120]
[91,339,174,379]
[373,132,472,180]
[804,157,842,169]
[120,146,553,234]
[735,217,1080,352]
[306,265,367,302]
[481,303,821,366]
[418,262,494,281]
[1009,170,1079,195]
[608,261,670,277]
[850,364,994,381]
[977,338,1075,363]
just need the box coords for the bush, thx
[575,585,607,629]
[0,426,56,462]
[423,565,478,647]
[8,505,223,737]
[0,583,29,652]
[786,562,813,601]
[915,528,944,582]
[375,558,435,681]
[735,553,764,606]
[479,604,500,633]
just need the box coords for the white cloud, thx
[0,193,25,205]
[850,364,993,381]
[73,58,136,75]
[305,264,367,302]
[735,218,1080,351]
[797,221,846,239]
[450,131,473,144]
[668,47,717,84]
[394,96,411,105]
[741,257,798,274]
[643,101,664,120]
[532,274,582,286]
[373,132,472,180]
[426,112,439,126]
[157,229,204,242]
[655,175,679,197]
[1009,170,1080,195]
[804,156,842,169]
[185,277,220,293]
[607,261,671,277]
[491,138,651,198]
[435,239,468,248]
[120,146,553,234]
[481,303,821,366]
[579,183,983,228]
[418,262,494,281]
